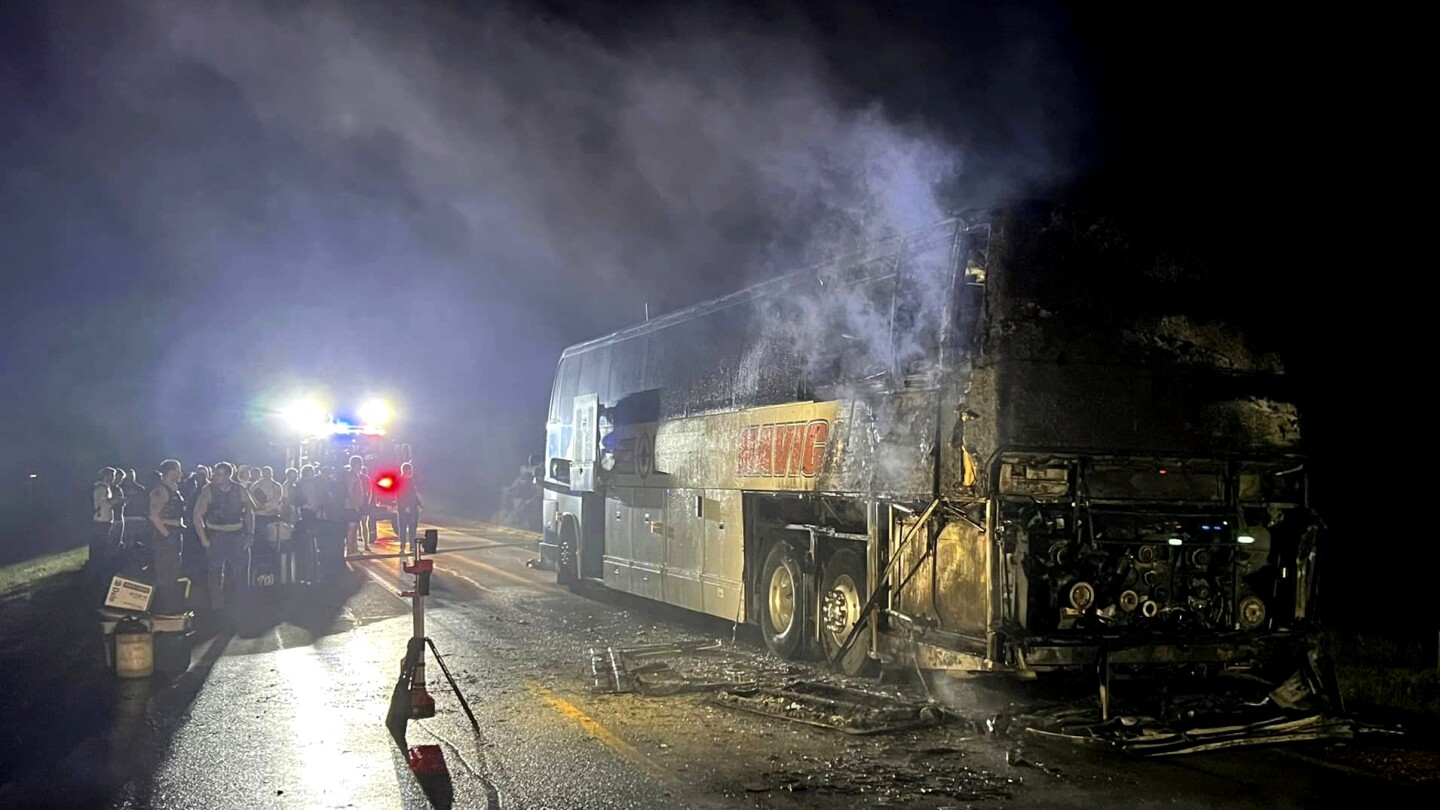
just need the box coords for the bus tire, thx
[759,540,808,660]
[820,546,879,677]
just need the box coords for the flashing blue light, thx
[1201,524,1212,531]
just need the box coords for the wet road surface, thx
[1,523,1436,808]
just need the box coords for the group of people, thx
[89,457,423,618]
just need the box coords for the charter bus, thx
[540,204,1318,681]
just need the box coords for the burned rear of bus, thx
[541,204,1318,679]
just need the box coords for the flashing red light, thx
[375,471,400,494]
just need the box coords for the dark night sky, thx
[1,1,1364,529]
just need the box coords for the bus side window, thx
[554,355,581,427]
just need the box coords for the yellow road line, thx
[526,682,673,784]
[445,553,565,593]
[355,560,407,597]
[430,563,496,594]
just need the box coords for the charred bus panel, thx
[542,206,1318,677]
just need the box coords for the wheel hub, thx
[768,565,796,634]
[822,574,861,638]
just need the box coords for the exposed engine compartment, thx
[999,456,1314,641]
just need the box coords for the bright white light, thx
[1237,535,1256,544]
[1167,537,1184,546]
[358,399,392,427]
[283,400,328,434]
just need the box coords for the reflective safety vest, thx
[158,483,187,528]
[205,484,246,530]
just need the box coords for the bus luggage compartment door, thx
[571,393,599,492]
[603,487,632,592]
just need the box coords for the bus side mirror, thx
[422,528,438,555]
[550,458,571,483]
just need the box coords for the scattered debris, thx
[1005,744,1063,776]
[586,640,726,695]
[586,646,633,694]
[1026,711,1357,756]
[746,745,1012,802]
[713,680,947,735]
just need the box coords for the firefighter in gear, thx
[147,459,188,614]
[194,462,258,612]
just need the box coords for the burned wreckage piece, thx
[542,203,1322,684]
[586,640,743,696]
[713,680,947,735]
[1026,712,1356,757]
[1017,650,1381,756]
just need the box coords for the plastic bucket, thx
[99,610,148,670]
[114,622,154,679]
[151,612,192,633]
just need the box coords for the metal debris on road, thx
[1026,711,1357,755]
[585,640,726,695]
[587,646,634,694]
[713,680,948,735]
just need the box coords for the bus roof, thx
[559,216,965,359]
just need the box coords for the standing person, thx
[250,466,283,540]
[343,456,369,556]
[193,462,257,615]
[291,465,320,583]
[359,465,374,548]
[178,468,208,583]
[121,469,149,561]
[122,469,148,519]
[280,467,300,523]
[394,462,423,553]
[181,467,205,503]
[89,468,118,575]
[315,465,348,581]
[146,460,188,615]
[111,468,131,550]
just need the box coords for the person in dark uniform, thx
[122,469,148,518]
[193,462,257,613]
[178,468,209,583]
[146,459,188,615]
[394,462,423,552]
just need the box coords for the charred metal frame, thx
[541,206,1315,681]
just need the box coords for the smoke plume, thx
[3,0,1076,506]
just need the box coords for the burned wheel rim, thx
[768,565,797,636]
[820,546,877,677]
[822,574,861,647]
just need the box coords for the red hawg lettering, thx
[737,420,830,478]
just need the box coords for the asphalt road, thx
[1,522,1436,808]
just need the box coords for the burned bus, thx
[540,205,1317,679]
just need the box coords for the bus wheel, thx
[759,541,807,660]
[820,547,878,677]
